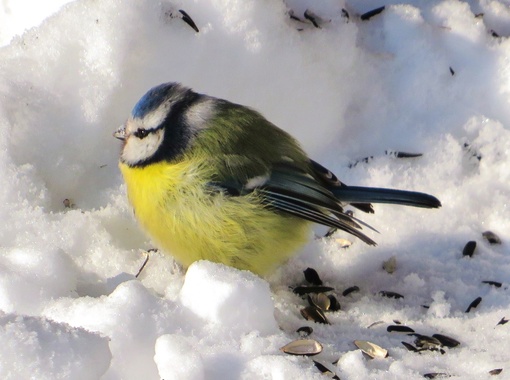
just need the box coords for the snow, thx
[0,0,509,379]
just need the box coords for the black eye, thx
[134,128,149,139]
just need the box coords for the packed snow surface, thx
[0,0,509,379]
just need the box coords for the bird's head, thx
[114,82,215,167]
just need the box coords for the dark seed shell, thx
[303,9,321,28]
[462,241,477,257]
[313,360,340,379]
[296,326,313,337]
[465,296,482,313]
[413,334,442,349]
[380,291,404,299]
[387,325,415,333]
[327,295,341,311]
[341,8,350,19]
[497,317,509,326]
[308,293,331,311]
[293,286,334,296]
[401,341,419,352]
[385,150,423,158]
[432,334,460,348]
[482,280,502,288]
[303,268,323,285]
[342,286,360,297]
[178,10,199,32]
[360,5,385,20]
[489,368,503,375]
[482,231,502,245]
[300,306,330,324]
[449,67,455,76]
[424,373,451,379]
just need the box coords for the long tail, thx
[332,186,442,210]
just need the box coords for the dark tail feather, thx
[332,186,442,209]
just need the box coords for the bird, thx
[114,82,441,276]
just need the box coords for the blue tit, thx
[114,83,441,275]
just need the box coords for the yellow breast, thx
[119,158,310,275]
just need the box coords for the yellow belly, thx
[119,159,310,275]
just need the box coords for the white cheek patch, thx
[121,128,165,165]
[184,98,217,132]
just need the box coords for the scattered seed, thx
[304,267,323,285]
[497,317,508,326]
[308,293,331,311]
[491,30,500,38]
[382,256,397,274]
[296,326,313,337]
[178,10,199,32]
[414,334,442,350]
[489,368,503,376]
[475,13,484,18]
[335,238,353,248]
[300,306,330,324]
[327,295,341,311]
[313,361,340,379]
[466,296,482,313]
[293,286,334,296]
[303,9,324,28]
[387,325,415,333]
[482,280,502,288]
[483,231,502,245]
[422,305,430,309]
[342,286,360,297]
[360,6,385,20]
[380,291,404,299]
[367,320,385,329]
[348,156,373,168]
[280,339,323,356]
[432,334,460,348]
[354,340,388,359]
[401,341,419,352]
[424,373,451,379]
[341,8,349,19]
[135,251,150,278]
[462,241,477,257]
[385,150,423,158]
[63,198,74,208]
[449,67,455,76]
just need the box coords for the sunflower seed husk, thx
[341,8,349,19]
[300,306,330,324]
[465,296,482,313]
[178,10,199,32]
[482,280,502,288]
[432,334,460,348]
[482,231,502,245]
[342,286,360,297]
[497,317,508,326]
[360,5,385,20]
[293,286,334,296]
[313,360,340,379]
[414,334,442,350]
[354,340,388,359]
[336,238,353,248]
[280,339,323,356]
[367,320,384,329]
[401,341,419,352]
[296,326,313,337]
[380,291,404,299]
[303,267,323,285]
[385,150,423,158]
[308,293,331,311]
[462,241,477,257]
[489,368,503,376]
[383,256,397,274]
[449,66,455,76]
[387,325,415,333]
[327,295,341,311]
[424,373,451,379]
[303,9,327,29]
